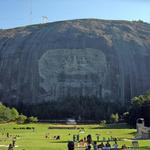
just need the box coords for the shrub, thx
[17,114,27,124]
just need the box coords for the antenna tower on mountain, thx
[42,16,48,24]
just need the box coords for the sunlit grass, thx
[0,123,149,150]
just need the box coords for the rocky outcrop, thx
[0,19,150,105]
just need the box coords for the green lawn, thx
[0,123,150,150]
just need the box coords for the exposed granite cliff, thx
[0,19,150,105]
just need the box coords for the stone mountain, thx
[0,19,150,106]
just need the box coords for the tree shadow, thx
[50,140,68,143]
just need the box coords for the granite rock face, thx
[0,19,150,105]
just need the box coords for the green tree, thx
[17,114,27,124]
[110,113,119,123]
[0,103,6,121]
[27,116,38,123]
[3,107,12,121]
[10,108,19,121]
[129,90,150,126]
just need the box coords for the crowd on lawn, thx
[4,131,131,150]
[68,134,129,150]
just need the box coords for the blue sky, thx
[0,0,150,29]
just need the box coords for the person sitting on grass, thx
[87,134,92,144]
[105,141,111,150]
[93,141,98,150]
[114,141,118,150]
[98,142,104,150]
[79,139,84,147]
[122,144,128,150]
[68,141,74,150]
[85,144,91,150]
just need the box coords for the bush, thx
[110,113,119,123]
[0,103,38,124]
[27,116,38,123]
[100,120,106,125]
[17,114,27,124]
[0,103,19,122]
[128,90,150,126]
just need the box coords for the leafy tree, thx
[27,116,38,123]
[0,103,6,121]
[110,113,119,123]
[11,108,19,121]
[128,90,150,126]
[17,114,27,124]
[3,107,12,121]
[0,103,20,122]
[100,120,106,126]
[0,103,40,124]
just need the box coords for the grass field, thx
[0,123,150,150]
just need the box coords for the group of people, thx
[68,141,128,150]
[86,141,128,150]
[68,134,129,150]
[85,141,117,150]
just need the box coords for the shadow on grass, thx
[128,131,137,136]
[90,126,131,129]
[90,123,131,129]
[136,147,150,150]
[50,140,68,143]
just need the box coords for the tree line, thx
[2,90,150,127]
[0,102,38,124]
[7,96,125,122]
